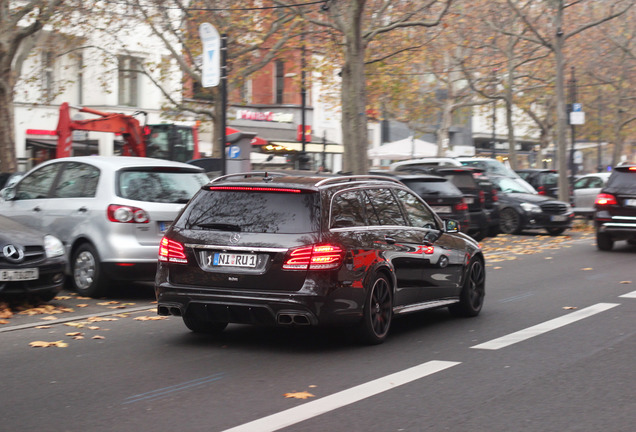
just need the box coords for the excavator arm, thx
[56,102,147,158]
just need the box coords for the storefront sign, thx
[236,109,294,123]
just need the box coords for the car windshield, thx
[460,159,518,177]
[493,176,537,194]
[177,189,321,233]
[118,169,209,203]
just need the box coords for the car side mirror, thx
[444,219,459,233]
[1,187,16,201]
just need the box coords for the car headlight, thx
[44,235,65,258]
[520,202,541,213]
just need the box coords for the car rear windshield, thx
[117,169,209,203]
[606,169,636,192]
[176,188,321,234]
[401,179,462,196]
[436,172,478,189]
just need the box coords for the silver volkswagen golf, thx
[0,156,209,297]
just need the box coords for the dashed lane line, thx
[221,360,461,432]
[619,290,636,298]
[471,302,620,350]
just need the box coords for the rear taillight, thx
[537,186,546,195]
[479,190,485,204]
[283,244,344,270]
[491,188,498,202]
[595,193,617,206]
[159,237,187,264]
[107,204,149,223]
[455,200,468,211]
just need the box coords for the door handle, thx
[78,206,88,213]
[32,206,41,212]
[384,236,396,244]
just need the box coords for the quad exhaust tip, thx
[158,306,182,317]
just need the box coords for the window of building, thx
[118,55,141,106]
[275,60,284,104]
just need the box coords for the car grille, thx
[0,245,45,265]
[540,203,568,214]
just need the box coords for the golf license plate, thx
[213,253,257,268]
[0,268,38,281]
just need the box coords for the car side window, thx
[53,163,100,198]
[394,189,437,229]
[15,164,61,200]
[363,188,407,226]
[588,178,603,188]
[573,178,588,189]
[330,190,366,228]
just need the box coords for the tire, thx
[71,243,109,298]
[449,257,485,317]
[357,274,393,345]
[546,227,566,236]
[499,208,521,234]
[596,232,614,251]
[182,312,228,334]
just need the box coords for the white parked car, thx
[0,156,209,297]
[572,172,611,217]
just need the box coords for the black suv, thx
[155,172,485,344]
[515,169,559,198]
[594,165,636,251]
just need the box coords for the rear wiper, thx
[196,223,242,231]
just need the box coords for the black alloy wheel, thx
[546,227,566,236]
[183,312,228,334]
[71,243,108,298]
[358,274,393,345]
[596,232,614,251]
[499,208,522,234]
[449,257,486,317]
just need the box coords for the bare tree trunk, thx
[504,65,517,169]
[553,2,569,202]
[436,100,452,157]
[0,70,17,173]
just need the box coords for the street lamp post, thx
[491,68,497,158]
[597,90,603,172]
[567,66,577,178]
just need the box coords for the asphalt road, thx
[1,228,635,432]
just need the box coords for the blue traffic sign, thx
[228,145,241,159]
[572,103,582,112]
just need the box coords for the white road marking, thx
[471,303,620,350]
[619,291,636,298]
[221,360,460,432]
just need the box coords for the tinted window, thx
[460,159,517,177]
[118,170,209,203]
[364,188,406,226]
[493,177,536,193]
[15,163,61,199]
[331,190,366,228]
[439,172,477,189]
[178,190,320,234]
[394,189,437,229]
[401,179,462,196]
[53,162,100,198]
[606,170,636,191]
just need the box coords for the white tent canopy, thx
[368,137,438,160]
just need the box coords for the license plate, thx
[213,253,257,267]
[625,199,636,207]
[159,222,171,233]
[430,206,451,214]
[0,268,39,281]
[464,197,474,204]
[551,215,568,222]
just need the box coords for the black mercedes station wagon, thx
[155,172,486,344]
[595,165,636,251]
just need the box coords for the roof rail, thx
[315,175,403,187]
[210,171,288,183]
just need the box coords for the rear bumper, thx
[521,212,575,230]
[595,215,636,239]
[102,261,158,282]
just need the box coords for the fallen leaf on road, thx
[92,335,105,340]
[97,301,120,306]
[65,322,85,328]
[581,268,593,271]
[284,391,315,399]
[493,266,502,270]
[55,296,72,300]
[0,319,9,325]
[563,306,578,310]
[35,325,51,329]
[87,317,118,322]
[134,316,167,321]
[77,304,89,308]
[29,340,68,348]
[41,316,58,321]
[65,332,83,337]
[619,281,632,284]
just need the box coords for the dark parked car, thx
[371,171,471,235]
[594,165,636,251]
[515,169,559,197]
[155,172,486,344]
[490,175,574,235]
[0,215,66,301]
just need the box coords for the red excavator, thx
[55,102,200,162]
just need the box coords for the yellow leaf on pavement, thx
[29,340,68,348]
[581,268,593,271]
[619,281,632,284]
[284,391,315,399]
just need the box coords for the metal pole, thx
[220,34,228,175]
[568,67,577,177]
[597,90,602,172]
[491,68,497,158]
[299,35,308,169]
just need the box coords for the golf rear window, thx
[178,189,320,233]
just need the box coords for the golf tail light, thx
[107,204,149,223]
[595,193,617,206]
[158,237,187,264]
[283,244,344,270]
